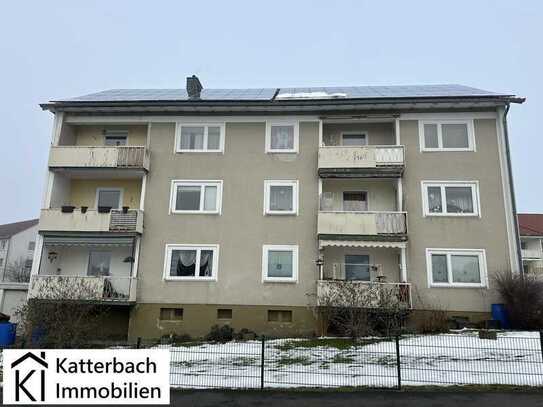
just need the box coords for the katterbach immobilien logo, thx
[2,349,170,405]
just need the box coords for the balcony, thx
[318,211,407,239]
[316,280,412,309]
[48,146,149,171]
[318,146,404,178]
[39,208,143,234]
[521,249,542,260]
[28,275,137,304]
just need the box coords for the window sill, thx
[266,150,298,154]
[263,278,298,284]
[424,213,480,218]
[176,150,224,154]
[171,211,221,215]
[164,277,217,282]
[429,283,486,289]
[265,212,298,216]
[421,148,475,153]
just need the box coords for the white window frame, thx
[95,188,124,209]
[264,180,299,215]
[421,181,480,217]
[262,244,299,283]
[426,248,488,288]
[175,122,225,153]
[265,121,299,153]
[341,131,368,146]
[163,244,219,281]
[170,180,223,215]
[419,119,475,152]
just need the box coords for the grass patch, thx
[275,338,384,351]
[277,356,313,366]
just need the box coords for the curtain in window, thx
[271,126,294,149]
[180,126,204,149]
[171,250,196,276]
[442,124,469,148]
[427,187,442,213]
[431,254,448,283]
[268,251,293,278]
[343,192,367,211]
[203,186,217,211]
[451,255,480,283]
[445,187,473,213]
[207,127,221,150]
[199,250,213,277]
[176,186,201,211]
[270,186,293,211]
[424,124,439,148]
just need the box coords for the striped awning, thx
[319,239,406,249]
[43,236,134,247]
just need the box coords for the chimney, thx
[186,75,203,99]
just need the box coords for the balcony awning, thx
[43,236,134,247]
[319,239,406,249]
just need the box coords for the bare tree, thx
[4,257,32,283]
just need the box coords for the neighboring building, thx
[518,214,543,277]
[30,77,523,339]
[0,219,39,319]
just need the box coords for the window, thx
[88,251,111,276]
[96,188,123,209]
[422,181,479,216]
[342,133,368,146]
[170,180,223,214]
[104,130,128,146]
[24,259,33,271]
[343,191,368,211]
[344,254,370,281]
[420,120,475,151]
[426,249,487,287]
[176,123,225,152]
[266,121,299,153]
[0,240,6,250]
[264,180,298,215]
[262,245,298,283]
[267,310,292,323]
[521,241,527,250]
[217,309,232,320]
[160,308,184,321]
[164,244,219,281]
[0,259,3,268]
[28,241,35,251]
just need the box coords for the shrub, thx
[205,324,234,342]
[417,310,450,334]
[495,272,543,330]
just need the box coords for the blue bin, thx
[491,303,510,329]
[0,322,17,346]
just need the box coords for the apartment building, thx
[30,77,523,339]
[0,219,38,318]
[518,214,543,276]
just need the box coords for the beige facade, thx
[33,83,522,340]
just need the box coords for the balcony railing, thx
[521,249,542,259]
[39,208,143,234]
[318,211,407,236]
[317,280,412,309]
[324,263,386,281]
[318,145,404,175]
[28,275,137,303]
[48,146,149,170]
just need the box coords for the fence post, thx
[395,335,401,390]
[260,336,265,390]
[136,337,142,349]
[539,331,543,362]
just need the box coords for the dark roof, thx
[0,219,39,239]
[518,214,543,237]
[56,84,508,103]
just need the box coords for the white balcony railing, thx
[318,211,407,236]
[28,275,137,303]
[317,280,412,309]
[318,145,404,169]
[48,146,149,170]
[39,208,143,234]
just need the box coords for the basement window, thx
[268,310,292,323]
[160,308,184,321]
[217,309,232,320]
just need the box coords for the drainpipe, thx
[502,103,524,275]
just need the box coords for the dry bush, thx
[4,257,31,283]
[495,272,543,330]
[417,310,450,334]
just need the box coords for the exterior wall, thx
[49,173,71,208]
[74,125,147,146]
[401,118,511,313]
[321,179,397,211]
[0,287,27,320]
[0,224,38,282]
[128,304,316,339]
[137,121,320,308]
[322,122,395,146]
[69,179,142,209]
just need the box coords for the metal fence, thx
[161,332,543,389]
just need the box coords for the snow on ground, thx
[165,331,543,388]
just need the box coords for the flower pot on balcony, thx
[61,205,75,213]
[80,206,88,214]
[98,206,112,214]
[122,206,129,214]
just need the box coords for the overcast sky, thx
[0,0,541,224]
